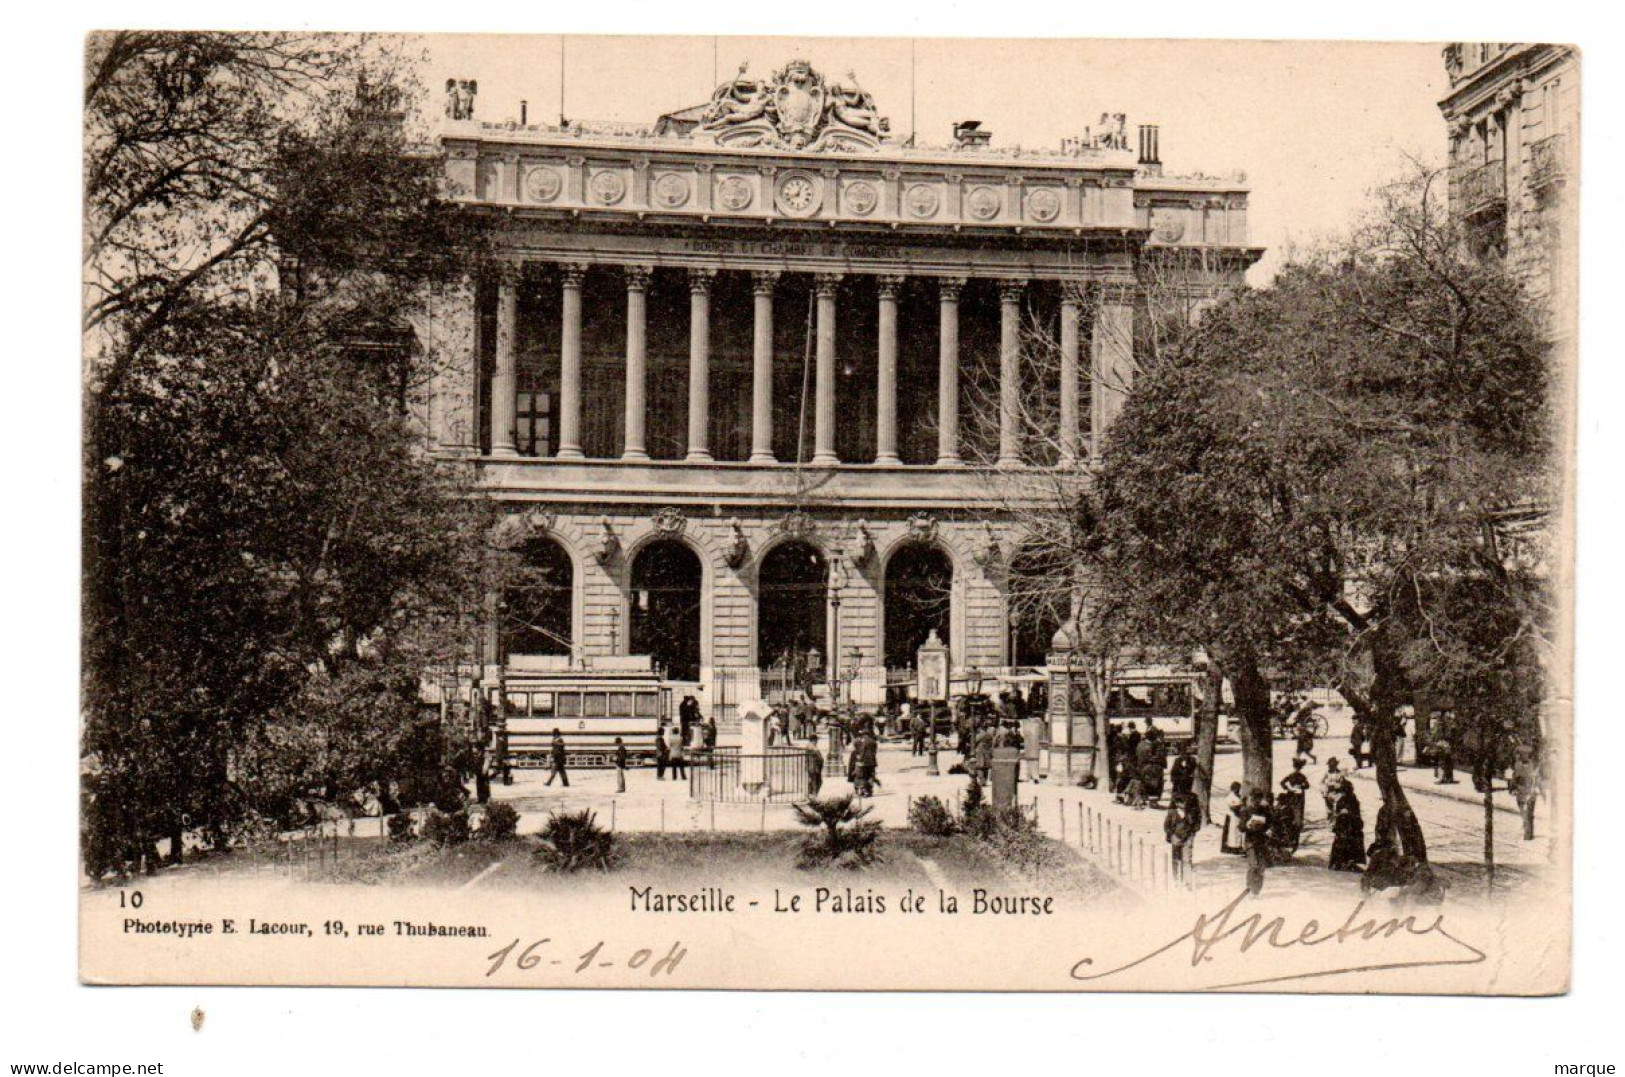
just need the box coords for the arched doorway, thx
[629,540,703,681]
[501,536,573,658]
[1007,543,1068,667]
[757,540,828,680]
[884,543,954,670]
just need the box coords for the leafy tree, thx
[82,32,492,876]
[1094,167,1553,869]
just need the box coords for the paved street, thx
[486,710,1557,904]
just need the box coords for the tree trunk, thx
[1229,656,1274,795]
[1193,663,1222,823]
[1359,639,1431,865]
[168,821,185,866]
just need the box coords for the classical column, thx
[1058,289,1081,464]
[621,265,652,461]
[936,277,966,466]
[875,274,905,465]
[997,279,1025,467]
[555,263,587,459]
[749,271,778,463]
[1091,281,1136,451]
[490,263,520,457]
[686,268,716,462]
[812,272,842,466]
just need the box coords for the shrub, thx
[533,810,618,873]
[422,808,470,846]
[479,801,520,842]
[387,812,416,845]
[793,795,883,870]
[908,795,959,837]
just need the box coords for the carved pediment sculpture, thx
[696,59,889,152]
[651,507,686,535]
[445,78,477,121]
[905,512,937,545]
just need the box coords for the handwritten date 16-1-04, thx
[485,937,687,979]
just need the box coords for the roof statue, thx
[697,59,889,151]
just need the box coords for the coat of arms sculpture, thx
[698,60,889,151]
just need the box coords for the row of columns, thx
[488,264,1127,466]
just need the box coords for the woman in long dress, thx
[1328,788,1367,871]
[1220,781,1247,855]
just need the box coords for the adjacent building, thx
[417,59,1261,718]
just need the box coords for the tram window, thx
[583,692,607,717]
[531,692,554,715]
[635,693,659,717]
[608,692,634,717]
[505,692,529,716]
[557,692,581,717]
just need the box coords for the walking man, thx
[806,743,824,798]
[545,729,570,788]
[655,722,670,780]
[1164,794,1200,882]
[1242,789,1273,896]
[614,736,628,794]
[665,722,687,781]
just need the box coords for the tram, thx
[486,661,670,768]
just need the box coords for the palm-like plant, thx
[793,795,883,870]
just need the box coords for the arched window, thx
[884,543,954,670]
[629,540,703,682]
[502,537,573,657]
[757,540,828,678]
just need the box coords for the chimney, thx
[1137,124,1161,168]
[520,100,529,125]
[953,120,993,148]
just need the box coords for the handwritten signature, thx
[1072,889,1486,990]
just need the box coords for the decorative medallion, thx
[965,185,1001,221]
[524,166,562,203]
[489,509,557,549]
[588,170,627,206]
[695,59,889,152]
[779,510,816,537]
[1152,209,1186,244]
[775,171,823,217]
[651,507,687,535]
[717,175,754,211]
[905,184,941,219]
[844,180,879,216]
[651,173,691,209]
[1026,187,1062,222]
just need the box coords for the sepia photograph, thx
[71,29,1582,998]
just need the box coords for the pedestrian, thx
[1272,791,1302,856]
[1123,722,1143,767]
[1320,758,1350,820]
[1220,781,1247,855]
[1169,747,1197,798]
[679,693,702,745]
[1350,719,1369,769]
[973,724,995,785]
[1136,732,1165,807]
[1243,789,1273,895]
[703,716,718,750]
[1294,720,1318,766]
[614,736,628,794]
[1432,725,1456,784]
[655,722,670,780]
[1394,712,1409,767]
[1328,788,1367,872]
[806,743,824,798]
[1164,794,1201,882]
[1512,743,1541,841]
[910,710,928,756]
[1279,758,1310,838]
[665,722,687,781]
[545,729,570,788]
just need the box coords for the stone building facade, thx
[415,60,1261,705]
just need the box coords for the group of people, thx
[1109,719,1193,809]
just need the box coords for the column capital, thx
[688,267,717,295]
[751,269,781,295]
[998,278,1027,303]
[623,265,654,290]
[492,259,524,287]
[876,273,907,299]
[559,262,590,287]
[938,276,967,300]
[814,272,843,297]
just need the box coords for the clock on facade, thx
[776,173,821,215]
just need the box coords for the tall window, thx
[516,385,552,457]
